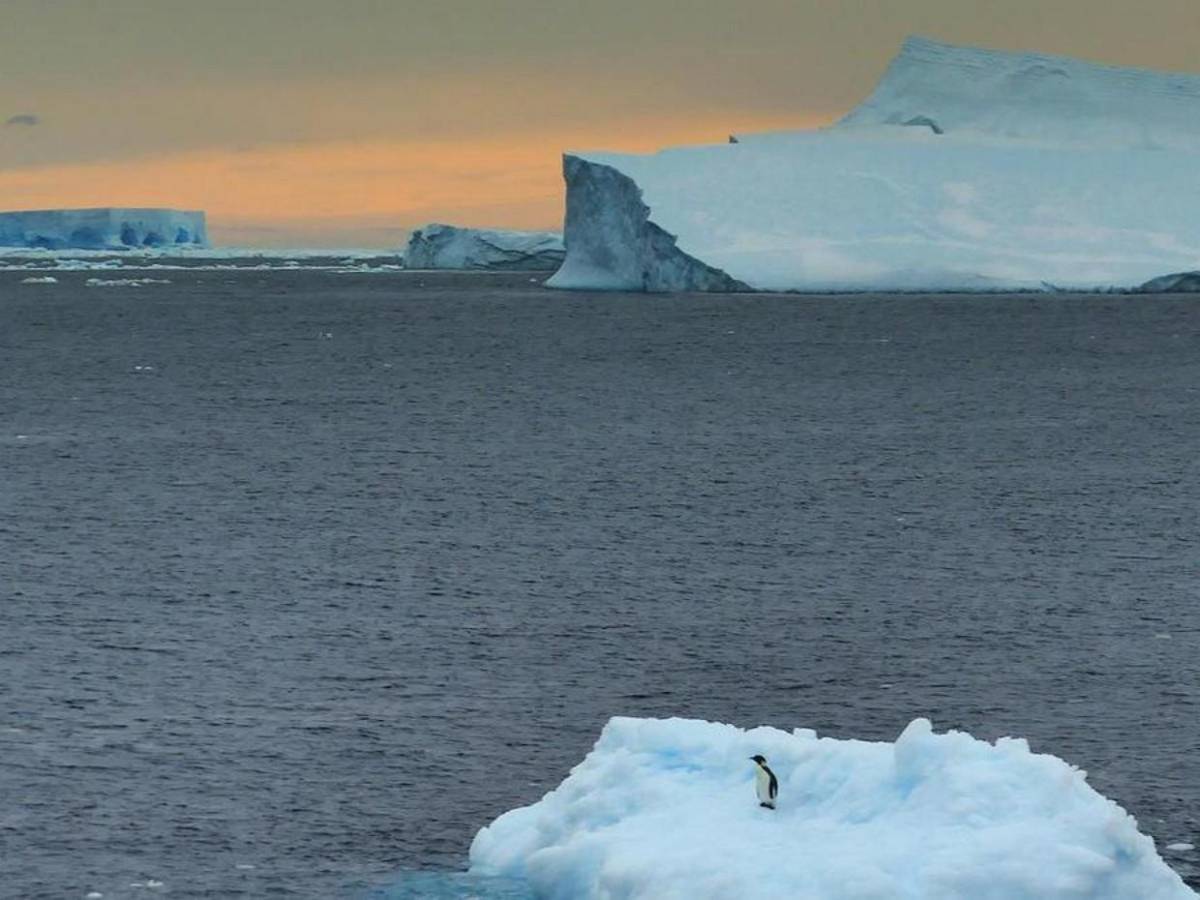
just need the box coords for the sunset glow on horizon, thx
[3,0,1198,247]
[0,113,831,248]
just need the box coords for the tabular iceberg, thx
[548,37,1200,292]
[470,716,1195,900]
[0,208,207,250]
[405,223,565,271]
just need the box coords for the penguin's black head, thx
[750,754,767,764]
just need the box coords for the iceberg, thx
[1138,271,1200,293]
[469,716,1195,900]
[405,223,564,271]
[0,208,207,250]
[548,37,1200,292]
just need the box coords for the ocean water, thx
[2,268,1198,898]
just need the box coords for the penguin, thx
[750,755,778,809]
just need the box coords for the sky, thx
[1,0,1197,248]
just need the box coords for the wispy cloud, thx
[5,113,40,127]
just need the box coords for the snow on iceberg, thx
[405,223,564,271]
[0,208,207,250]
[838,35,1200,150]
[469,716,1195,900]
[547,37,1200,292]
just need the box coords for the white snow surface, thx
[837,36,1200,150]
[469,716,1195,900]
[85,277,171,287]
[550,37,1200,292]
[840,35,1200,150]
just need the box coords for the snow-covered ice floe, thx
[0,246,405,273]
[469,716,1195,900]
[548,36,1200,292]
[0,208,207,250]
[406,223,565,271]
[85,277,171,288]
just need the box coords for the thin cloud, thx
[5,114,40,127]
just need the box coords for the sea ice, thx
[469,716,1195,899]
[548,37,1200,293]
[0,246,406,275]
[85,278,172,287]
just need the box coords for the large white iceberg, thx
[470,716,1195,900]
[0,208,207,250]
[405,223,564,271]
[548,37,1200,292]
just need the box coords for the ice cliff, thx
[405,223,564,271]
[470,716,1196,900]
[0,208,207,250]
[548,37,1200,292]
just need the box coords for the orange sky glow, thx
[4,1,1198,248]
[0,113,829,248]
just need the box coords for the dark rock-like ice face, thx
[67,226,107,249]
[546,156,748,293]
[1138,271,1200,293]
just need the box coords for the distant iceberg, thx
[0,208,207,250]
[405,223,564,271]
[1139,271,1200,293]
[548,37,1200,292]
[470,716,1195,899]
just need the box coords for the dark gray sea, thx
[3,269,1198,898]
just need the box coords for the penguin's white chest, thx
[755,766,776,806]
